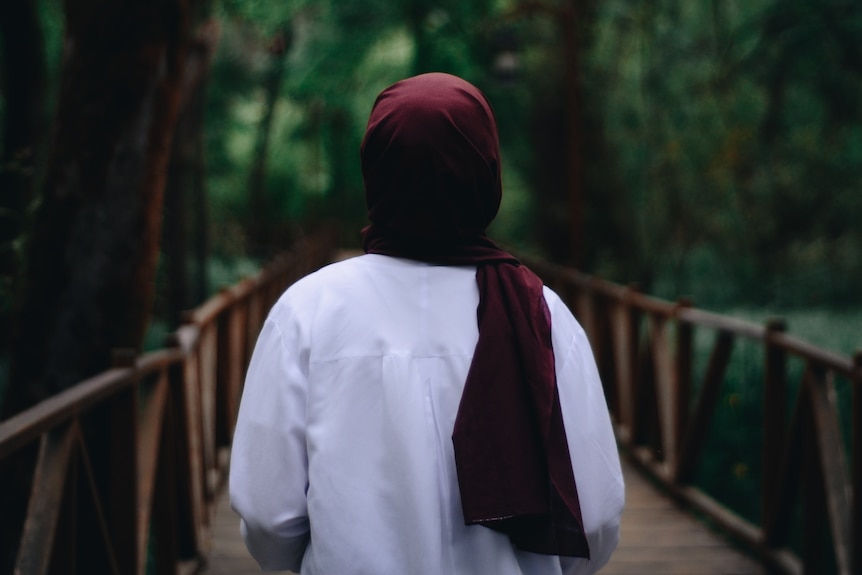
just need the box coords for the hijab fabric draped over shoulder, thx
[361,73,589,558]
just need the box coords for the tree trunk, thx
[407,0,432,74]
[325,107,361,244]
[564,0,584,269]
[3,0,193,417]
[163,18,220,326]
[247,29,290,258]
[0,0,46,350]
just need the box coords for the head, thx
[361,73,502,244]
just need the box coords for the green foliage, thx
[198,0,862,308]
[2,2,859,552]
[142,320,170,353]
[207,255,260,289]
[38,0,64,110]
[584,0,862,307]
[8,0,858,320]
[203,0,527,256]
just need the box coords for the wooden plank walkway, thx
[201,482,295,575]
[601,458,762,574]
[201,455,763,574]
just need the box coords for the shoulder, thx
[276,253,382,300]
[266,256,362,321]
[268,253,437,323]
[288,254,367,292]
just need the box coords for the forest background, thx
[0,0,860,547]
[2,0,861,407]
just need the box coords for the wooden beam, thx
[136,370,170,574]
[762,377,804,548]
[198,323,219,499]
[853,350,862,575]
[763,318,787,544]
[152,390,181,574]
[108,383,139,575]
[675,331,734,484]
[77,428,122,574]
[674,299,693,461]
[806,366,852,575]
[650,315,677,470]
[0,367,135,461]
[177,354,209,553]
[15,425,76,575]
[802,376,827,573]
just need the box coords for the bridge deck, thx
[201,455,763,574]
[600,458,762,574]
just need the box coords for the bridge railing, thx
[0,232,335,575]
[526,258,862,575]
[4,239,859,574]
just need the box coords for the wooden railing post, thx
[5,238,859,574]
[762,318,787,546]
[648,311,677,471]
[613,285,640,443]
[149,377,181,575]
[675,330,734,485]
[14,424,73,575]
[586,290,618,421]
[216,290,247,447]
[853,350,862,575]
[674,298,693,472]
[0,234,344,574]
[802,367,826,574]
[164,354,202,561]
[195,322,217,501]
[108,349,140,574]
[214,288,235,449]
[170,329,208,555]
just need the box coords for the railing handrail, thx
[525,255,862,575]
[0,230,337,575]
[2,240,858,574]
[0,367,138,461]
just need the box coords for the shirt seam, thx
[309,351,475,365]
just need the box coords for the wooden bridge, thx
[1,234,860,575]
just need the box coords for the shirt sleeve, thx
[544,288,625,575]
[229,311,310,572]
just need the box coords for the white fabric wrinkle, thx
[230,255,623,575]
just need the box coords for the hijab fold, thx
[361,73,589,558]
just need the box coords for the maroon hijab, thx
[361,73,588,558]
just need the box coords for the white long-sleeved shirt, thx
[230,254,624,574]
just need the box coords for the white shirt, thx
[230,254,624,574]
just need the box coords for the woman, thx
[230,72,624,574]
